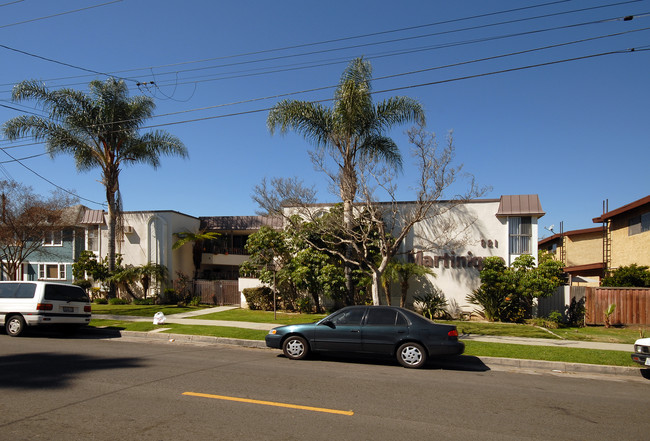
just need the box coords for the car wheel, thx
[6,315,26,337]
[397,342,427,368]
[282,336,309,360]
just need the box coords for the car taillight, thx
[37,303,53,311]
[448,329,458,337]
[84,305,92,313]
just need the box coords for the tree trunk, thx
[106,180,117,298]
[400,280,409,308]
[343,198,355,305]
[371,269,381,306]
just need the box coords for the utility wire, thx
[0,147,105,206]
[0,0,638,90]
[136,47,645,130]
[0,0,122,29]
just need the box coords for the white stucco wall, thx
[397,200,508,312]
[97,211,200,281]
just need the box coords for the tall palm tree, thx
[2,78,188,285]
[268,57,425,304]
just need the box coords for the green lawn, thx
[463,341,636,367]
[91,304,207,317]
[194,309,328,325]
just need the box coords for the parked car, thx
[0,281,91,337]
[631,337,650,367]
[265,305,464,368]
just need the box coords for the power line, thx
[0,1,24,7]
[0,0,639,91]
[0,147,105,206]
[136,47,645,130]
[0,0,122,29]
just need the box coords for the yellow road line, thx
[183,392,354,416]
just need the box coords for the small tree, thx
[136,263,168,298]
[0,181,76,280]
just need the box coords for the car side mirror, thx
[321,320,335,329]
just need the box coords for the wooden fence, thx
[585,287,650,326]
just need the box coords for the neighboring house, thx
[538,194,650,285]
[539,227,604,286]
[80,208,200,296]
[593,195,650,273]
[17,205,87,283]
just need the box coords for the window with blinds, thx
[509,216,532,255]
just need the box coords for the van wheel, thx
[6,315,26,337]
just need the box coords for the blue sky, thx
[0,0,648,237]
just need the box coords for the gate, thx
[193,280,240,306]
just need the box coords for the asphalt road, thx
[0,332,648,441]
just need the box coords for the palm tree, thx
[268,57,425,304]
[396,262,434,308]
[2,78,188,287]
[136,262,169,299]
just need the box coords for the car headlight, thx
[269,329,277,335]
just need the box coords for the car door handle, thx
[351,330,360,333]
[397,330,405,334]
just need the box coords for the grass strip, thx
[91,304,207,316]
[463,341,636,367]
[195,309,327,325]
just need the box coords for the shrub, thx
[159,288,178,305]
[73,279,92,291]
[189,296,201,307]
[243,287,274,311]
[93,298,108,304]
[133,298,154,305]
[296,297,312,314]
[566,297,585,327]
[108,297,130,305]
[414,287,449,320]
[601,264,650,287]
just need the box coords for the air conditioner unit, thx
[123,226,134,234]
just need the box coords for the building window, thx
[39,264,66,280]
[87,226,99,252]
[509,216,531,255]
[629,212,650,236]
[43,230,63,246]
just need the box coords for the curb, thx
[84,327,647,379]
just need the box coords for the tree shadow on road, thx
[0,352,143,390]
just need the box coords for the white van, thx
[0,281,91,337]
